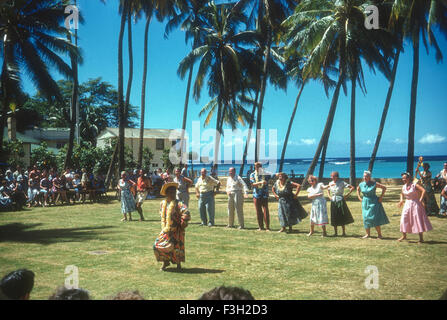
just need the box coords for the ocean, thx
[188,155,447,178]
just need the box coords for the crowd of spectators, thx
[0,165,106,211]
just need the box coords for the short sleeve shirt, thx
[250,171,269,199]
[328,180,350,197]
[195,176,219,194]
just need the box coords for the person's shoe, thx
[208,223,214,227]
[199,223,206,226]
[238,226,244,230]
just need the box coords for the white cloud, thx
[392,138,405,144]
[365,139,373,145]
[299,138,316,146]
[419,133,446,144]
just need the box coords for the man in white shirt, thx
[195,168,220,226]
[226,167,248,229]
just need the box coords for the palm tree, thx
[178,1,255,170]
[390,0,447,176]
[135,0,177,168]
[236,0,297,162]
[165,0,209,164]
[277,54,306,173]
[283,0,394,187]
[368,0,403,173]
[0,0,79,158]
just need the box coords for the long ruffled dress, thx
[359,181,389,229]
[119,179,136,214]
[400,183,433,234]
[153,200,191,264]
[273,180,307,228]
[420,172,439,216]
[307,183,329,226]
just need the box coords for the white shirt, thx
[307,183,325,198]
[328,180,351,201]
[226,175,248,194]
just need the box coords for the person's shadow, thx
[164,267,225,274]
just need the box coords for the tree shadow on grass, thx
[164,267,225,274]
[0,223,117,245]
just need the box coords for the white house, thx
[96,127,183,169]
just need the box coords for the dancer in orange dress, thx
[153,182,191,271]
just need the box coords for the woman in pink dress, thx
[397,172,433,243]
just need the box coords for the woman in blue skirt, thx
[357,171,389,239]
[118,171,137,221]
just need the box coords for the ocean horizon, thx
[187,155,447,178]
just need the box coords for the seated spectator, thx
[40,171,52,207]
[72,174,83,202]
[107,290,145,300]
[11,178,27,210]
[27,175,41,208]
[5,169,14,183]
[0,179,13,210]
[198,286,255,300]
[52,173,69,205]
[95,174,106,198]
[0,269,35,300]
[49,286,90,300]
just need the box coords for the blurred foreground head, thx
[0,269,35,300]
[198,286,254,300]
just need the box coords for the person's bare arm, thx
[375,182,387,203]
[271,186,279,200]
[357,186,362,202]
[291,182,301,196]
[397,191,404,208]
[441,188,447,200]
[414,183,426,204]
[344,185,355,199]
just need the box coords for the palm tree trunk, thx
[179,63,194,164]
[318,140,328,180]
[137,15,151,168]
[179,37,199,165]
[105,139,118,190]
[255,31,272,162]
[368,49,401,172]
[279,82,305,173]
[117,0,128,172]
[213,99,223,170]
[239,89,259,177]
[350,77,356,187]
[64,33,78,170]
[407,37,419,176]
[303,76,343,188]
[124,10,134,127]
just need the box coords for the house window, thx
[56,142,65,149]
[156,139,164,150]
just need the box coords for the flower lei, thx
[161,199,176,228]
[276,179,286,192]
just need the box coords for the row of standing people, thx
[152,162,439,271]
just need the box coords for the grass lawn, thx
[0,185,446,300]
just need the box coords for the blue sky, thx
[24,0,447,159]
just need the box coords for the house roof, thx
[24,127,70,141]
[2,128,41,144]
[97,127,183,140]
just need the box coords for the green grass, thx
[1,186,446,300]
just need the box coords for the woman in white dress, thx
[306,176,329,236]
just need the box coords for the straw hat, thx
[160,182,179,196]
